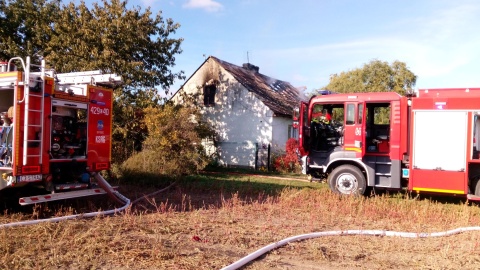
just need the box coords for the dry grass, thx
[2,173,480,269]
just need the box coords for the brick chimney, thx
[242,63,259,73]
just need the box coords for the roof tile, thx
[211,56,301,116]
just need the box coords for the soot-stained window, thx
[203,84,216,107]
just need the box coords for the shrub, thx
[273,138,301,173]
[121,104,215,179]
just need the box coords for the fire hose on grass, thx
[0,172,178,229]
[6,172,480,270]
[221,227,480,270]
[3,174,480,269]
[0,172,131,229]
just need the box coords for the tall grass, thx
[1,171,480,269]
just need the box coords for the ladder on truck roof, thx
[8,56,46,166]
[55,70,122,91]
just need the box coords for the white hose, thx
[0,172,131,229]
[0,174,178,229]
[0,196,130,229]
[221,227,480,270]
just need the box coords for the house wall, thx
[172,58,290,168]
[272,116,292,154]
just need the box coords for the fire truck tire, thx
[328,165,366,195]
[473,178,480,196]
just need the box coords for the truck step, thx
[54,183,89,191]
[467,194,480,201]
[375,161,392,165]
[19,186,118,205]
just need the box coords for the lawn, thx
[1,170,480,269]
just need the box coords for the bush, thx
[121,104,215,179]
[273,138,301,173]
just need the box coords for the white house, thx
[170,56,302,168]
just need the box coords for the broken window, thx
[203,84,216,107]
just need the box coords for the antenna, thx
[247,51,250,63]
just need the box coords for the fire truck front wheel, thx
[473,178,480,196]
[328,165,366,195]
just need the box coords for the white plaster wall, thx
[171,58,221,104]
[272,116,292,154]
[211,84,273,167]
[172,58,275,167]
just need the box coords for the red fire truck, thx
[0,56,121,205]
[294,88,480,200]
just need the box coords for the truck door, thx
[343,102,365,156]
[297,102,309,155]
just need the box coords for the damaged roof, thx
[211,56,301,116]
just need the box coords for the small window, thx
[288,125,298,139]
[312,104,323,113]
[346,104,355,125]
[203,84,216,107]
[357,104,363,124]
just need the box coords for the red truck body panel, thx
[297,88,480,197]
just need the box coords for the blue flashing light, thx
[317,90,336,95]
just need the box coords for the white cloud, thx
[140,0,156,6]
[197,1,480,90]
[253,32,480,90]
[416,2,480,43]
[183,0,223,12]
[253,1,480,90]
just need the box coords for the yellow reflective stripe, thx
[344,147,362,152]
[413,187,465,194]
[0,71,21,79]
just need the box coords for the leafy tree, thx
[1,0,184,90]
[47,0,184,91]
[324,60,417,95]
[0,0,60,63]
[1,0,186,164]
[111,89,161,163]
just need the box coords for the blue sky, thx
[79,0,480,96]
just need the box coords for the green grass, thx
[118,167,322,199]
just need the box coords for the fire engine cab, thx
[0,56,121,205]
[294,88,480,199]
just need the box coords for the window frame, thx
[346,104,355,125]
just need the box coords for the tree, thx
[47,0,184,91]
[324,60,417,95]
[1,0,184,90]
[111,88,160,163]
[1,0,185,164]
[0,0,60,63]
